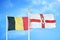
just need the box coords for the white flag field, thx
[29,14,56,28]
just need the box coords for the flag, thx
[29,14,56,28]
[8,17,28,31]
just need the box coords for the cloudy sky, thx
[0,0,60,40]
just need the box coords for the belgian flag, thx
[8,17,28,31]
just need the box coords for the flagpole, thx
[28,8,30,40]
[6,12,8,40]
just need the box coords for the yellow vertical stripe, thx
[15,17,23,30]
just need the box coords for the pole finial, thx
[28,8,30,13]
[6,12,8,16]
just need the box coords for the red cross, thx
[30,14,56,28]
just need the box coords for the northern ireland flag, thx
[29,14,56,28]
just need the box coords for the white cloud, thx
[31,0,41,5]
[42,1,47,5]
[10,0,60,17]
[27,0,60,16]
[57,0,60,2]
[30,0,47,6]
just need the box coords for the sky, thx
[0,0,60,40]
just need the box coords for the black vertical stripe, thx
[8,17,15,31]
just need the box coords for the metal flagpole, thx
[28,8,30,40]
[6,12,8,40]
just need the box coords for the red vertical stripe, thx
[22,17,28,30]
[40,14,45,28]
[42,23,45,28]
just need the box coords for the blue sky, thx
[0,0,60,40]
